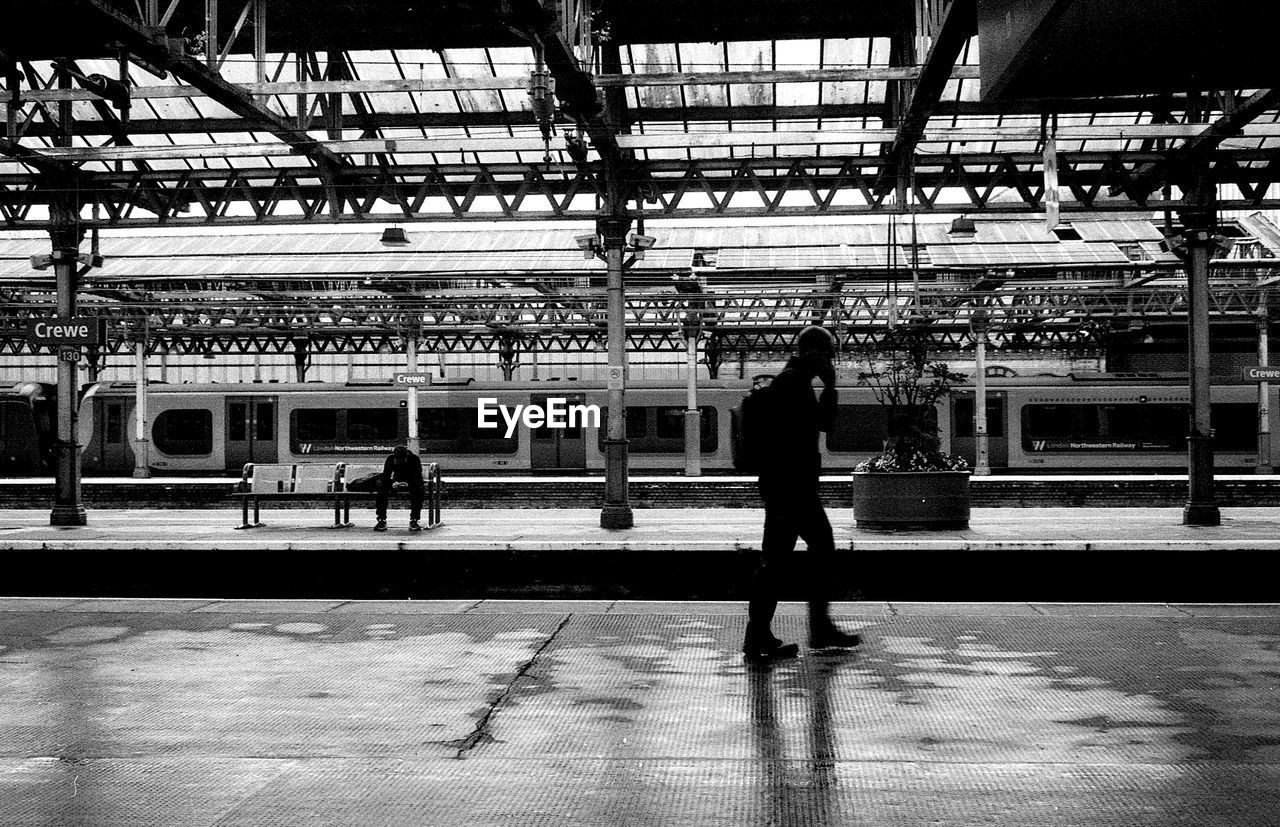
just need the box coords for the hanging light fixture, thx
[380,226,410,246]
[528,45,556,164]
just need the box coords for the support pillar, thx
[1257,310,1272,474]
[406,336,419,456]
[683,331,702,477]
[133,334,150,478]
[599,218,633,529]
[49,220,86,526]
[973,328,991,476]
[1178,169,1221,526]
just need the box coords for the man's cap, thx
[795,325,837,356]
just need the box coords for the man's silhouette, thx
[744,325,861,661]
[374,444,424,532]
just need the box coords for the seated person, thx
[374,444,424,532]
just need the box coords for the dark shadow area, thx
[4,549,1277,601]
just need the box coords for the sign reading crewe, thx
[393,372,433,387]
[1243,366,1280,382]
[27,317,102,346]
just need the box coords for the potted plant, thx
[851,332,971,530]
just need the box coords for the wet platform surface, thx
[4,506,1280,551]
[1,598,1278,826]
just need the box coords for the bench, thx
[233,462,443,530]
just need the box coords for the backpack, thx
[730,376,779,474]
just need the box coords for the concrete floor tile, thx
[2,605,1280,825]
[890,602,1040,616]
[190,600,351,613]
[465,600,614,613]
[1030,603,1187,617]
[0,598,90,612]
[329,600,478,614]
[53,598,218,613]
[1169,603,1280,617]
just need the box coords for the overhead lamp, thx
[948,216,977,239]
[380,227,410,246]
[574,234,599,259]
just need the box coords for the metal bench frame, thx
[234,462,443,530]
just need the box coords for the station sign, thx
[1243,366,1280,382]
[393,372,433,387]
[27,317,104,346]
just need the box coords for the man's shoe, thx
[809,628,861,649]
[373,520,388,532]
[742,638,800,663]
[409,521,421,531]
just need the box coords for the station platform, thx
[1,597,1278,826]
[2,506,1279,601]
[7,474,1280,509]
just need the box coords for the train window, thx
[1022,403,1184,451]
[953,398,1006,438]
[153,409,212,455]
[1211,404,1256,452]
[419,408,462,440]
[294,409,337,442]
[418,407,517,454]
[105,404,123,445]
[598,406,718,453]
[347,408,397,441]
[826,405,889,452]
[255,403,274,440]
[626,407,647,440]
[228,402,247,441]
[655,406,717,442]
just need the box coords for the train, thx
[1,373,1273,476]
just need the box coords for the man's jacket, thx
[382,451,424,486]
[759,356,836,488]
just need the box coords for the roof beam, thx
[15,123,1280,163]
[8,66,985,104]
[73,0,354,179]
[1126,88,1280,199]
[879,0,976,195]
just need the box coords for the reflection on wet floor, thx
[0,606,1279,826]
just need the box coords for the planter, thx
[851,470,970,530]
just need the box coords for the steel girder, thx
[5,152,1280,228]
[3,280,1277,356]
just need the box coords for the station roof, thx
[2,0,1279,228]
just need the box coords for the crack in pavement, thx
[451,613,572,760]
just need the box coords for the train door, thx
[97,399,131,471]
[951,393,1008,469]
[528,392,587,470]
[225,396,278,471]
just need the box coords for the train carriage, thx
[2,373,1267,477]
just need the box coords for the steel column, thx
[49,220,86,525]
[1179,170,1221,525]
[1257,310,1272,474]
[973,336,990,476]
[599,219,633,529]
[133,333,150,478]
[407,336,419,456]
[684,332,702,477]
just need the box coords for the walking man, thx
[374,444,424,531]
[744,325,861,661]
